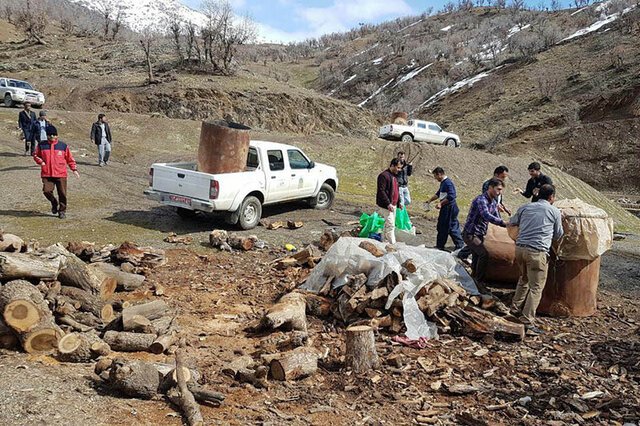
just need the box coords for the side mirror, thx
[439,128,442,132]
[308,161,315,169]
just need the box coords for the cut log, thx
[108,357,162,399]
[287,221,304,229]
[150,331,178,355]
[66,241,96,261]
[57,315,94,332]
[188,384,225,405]
[304,293,333,317]
[123,314,153,333]
[0,234,25,252]
[21,323,63,353]
[113,242,166,269]
[0,318,18,349]
[270,347,318,381]
[173,348,204,426]
[345,325,379,373]
[401,259,418,274]
[122,300,170,329]
[236,366,269,388]
[228,234,254,251]
[60,286,114,322]
[222,355,255,377]
[359,240,385,257]
[293,245,322,265]
[47,244,116,299]
[197,120,250,175]
[58,332,110,362]
[445,306,524,341]
[103,330,155,352]
[0,252,65,281]
[319,229,340,251]
[0,279,50,332]
[209,230,228,248]
[89,263,145,292]
[261,292,307,332]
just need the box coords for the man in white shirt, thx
[90,113,112,167]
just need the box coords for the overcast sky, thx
[178,0,570,43]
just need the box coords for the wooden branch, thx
[89,263,145,291]
[270,347,318,381]
[0,252,65,281]
[103,330,155,352]
[174,349,204,426]
[60,286,114,322]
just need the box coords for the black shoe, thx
[58,212,66,219]
[526,326,545,336]
[52,206,58,215]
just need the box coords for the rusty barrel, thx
[197,120,250,175]
[537,256,600,317]
[483,224,519,284]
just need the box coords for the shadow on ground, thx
[0,209,52,218]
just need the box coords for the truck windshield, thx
[8,80,34,90]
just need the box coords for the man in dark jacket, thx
[376,158,404,244]
[33,126,79,219]
[426,167,464,251]
[90,113,112,166]
[396,151,413,206]
[514,162,553,202]
[31,110,50,153]
[18,103,37,155]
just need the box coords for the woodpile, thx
[391,111,408,125]
[208,230,265,251]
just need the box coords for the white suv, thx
[1,77,45,108]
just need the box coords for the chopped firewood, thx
[304,293,333,317]
[150,330,178,355]
[319,229,340,251]
[228,234,254,251]
[236,366,269,388]
[123,314,154,333]
[345,325,379,373]
[445,306,524,341]
[371,315,392,329]
[270,347,319,381]
[89,263,145,292]
[208,230,228,248]
[103,330,156,352]
[60,286,114,322]
[58,332,110,363]
[287,221,303,229]
[365,308,382,318]
[267,221,283,230]
[293,245,322,265]
[113,242,166,268]
[222,355,255,377]
[318,275,334,296]
[261,292,307,332]
[94,357,114,375]
[391,316,403,333]
[275,257,298,270]
[0,251,66,281]
[122,300,170,323]
[164,233,193,245]
[401,259,418,273]
[359,240,385,257]
[0,234,26,252]
[370,286,389,300]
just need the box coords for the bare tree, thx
[14,0,47,45]
[185,21,201,62]
[97,0,113,39]
[139,28,159,84]
[110,6,123,40]
[551,0,562,10]
[166,12,184,64]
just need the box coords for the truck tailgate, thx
[152,163,211,201]
[379,124,392,137]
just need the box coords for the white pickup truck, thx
[379,119,461,147]
[144,140,339,229]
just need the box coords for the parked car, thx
[379,119,461,147]
[144,140,339,230]
[1,77,46,108]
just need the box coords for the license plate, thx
[167,195,191,206]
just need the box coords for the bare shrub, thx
[535,21,563,48]
[533,70,561,100]
[510,31,543,59]
[14,1,47,44]
[610,45,625,69]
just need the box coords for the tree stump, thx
[108,358,162,399]
[345,325,379,373]
[0,252,65,281]
[197,120,250,175]
[270,348,318,381]
[103,331,155,352]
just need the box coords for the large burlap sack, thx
[553,199,613,261]
[483,224,519,284]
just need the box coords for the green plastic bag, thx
[359,212,385,238]
[395,207,412,231]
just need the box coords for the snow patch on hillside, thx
[392,63,433,88]
[343,74,357,84]
[507,24,531,38]
[358,78,395,107]
[398,19,423,32]
[440,25,454,31]
[562,5,635,41]
[372,57,385,65]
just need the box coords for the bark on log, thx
[345,325,379,373]
[113,242,166,268]
[197,120,250,175]
[58,332,110,362]
[445,306,524,341]
[236,366,269,388]
[150,330,178,355]
[122,300,169,323]
[270,348,318,381]
[60,286,114,322]
[123,314,153,333]
[188,384,225,405]
[0,318,18,349]
[222,355,255,377]
[228,234,254,251]
[209,230,228,248]
[0,252,65,281]
[304,293,333,317]
[0,279,50,332]
[173,348,204,426]
[20,322,63,353]
[108,357,162,399]
[359,241,385,257]
[89,263,145,292]
[0,234,25,252]
[46,244,116,299]
[103,330,155,352]
[261,292,307,332]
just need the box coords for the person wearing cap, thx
[33,125,79,219]
[30,110,50,155]
[90,113,112,166]
[18,102,36,155]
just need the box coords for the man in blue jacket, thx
[426,167,464,251]
[31,110,50,154]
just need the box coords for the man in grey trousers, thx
[509,184,564,335]
[90,113,112,166]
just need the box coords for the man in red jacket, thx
[33,126,79,219]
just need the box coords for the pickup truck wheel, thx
[401,133,413,143]
[4,94,13,108]
[238,196,262,230]
[445,138,457,147]
[176,207,197,219]
[310,183,334,210]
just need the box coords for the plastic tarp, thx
[300,237,479,340]
[553,199,613,261]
